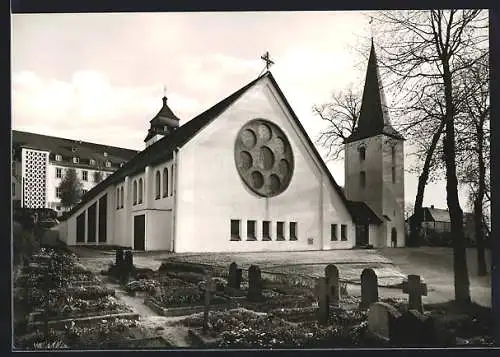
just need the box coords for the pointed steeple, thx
[346,40,403,143]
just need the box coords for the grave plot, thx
[14,248,170,350]
[15,318,172,349]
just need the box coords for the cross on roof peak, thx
[260,51,275,71]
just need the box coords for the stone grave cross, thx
[203,277,217,334]
[314,277,329,325]
[402,274,428,313]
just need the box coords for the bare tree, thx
[455,53,490,276]
[313,87,361,161]
[374,9,488,305]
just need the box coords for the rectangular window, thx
[98,195,107,243]
[262,221,271,240]
[106,161,111,168]
[331,224,338,241]
[56,187,62,198]
[56,168,62,179]
[391,146,396,165]
[12,183,15,196]
[76,212,86,243]
[82,189,88,195]
[392,166,396,183]
[341,224,347,241]
[90,159,96,165]
[289,222,297,241]
[87,203,97,243]
[247,220,256,240]
[360,171,366,188]
[82,170,88,181]
[55,154,62,161]
[230,219,241,241]
[73,157,79,164]
[277,221,285,240]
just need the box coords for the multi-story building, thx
[12,130,138,216]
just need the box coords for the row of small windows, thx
[230,220,298,241]
[55,154,113,168]
[56,167,110,182]
[154,167,174,200]
[330,224,348,241]
[132,179,144,205]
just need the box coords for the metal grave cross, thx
[260,51,275,71]
[402,274,428,313]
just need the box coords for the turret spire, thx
[345,40,403,143]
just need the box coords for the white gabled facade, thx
[57,73,359,252]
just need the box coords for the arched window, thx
[170,166,174,196]
[138,178,143,204]
[116,187,120,209]
[391,146,396,164]
[133,180,138,205]
[120,187,124,208]
[155,171,161,199]
[359,147,366,161]
[360,171,366,188]
[163,168,168,197]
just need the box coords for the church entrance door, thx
[355,224,369,247]
[134,214,145,251]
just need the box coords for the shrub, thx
[13,229,39,266]
[158,261,207,274]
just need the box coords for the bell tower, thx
[344,40,405,247]
[144,94,181,148]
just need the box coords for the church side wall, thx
[147,210,172,251]
[322,179,356,249]
[175,79,355,253]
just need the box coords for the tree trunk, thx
[475,113,488,276]
[409,119,446,247]
[442,62,471,305]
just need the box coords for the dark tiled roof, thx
[12,130,138,169]
[346,40,404,143]
[62,71,356,222]
[408,207,474,223]
[346,201,383,225]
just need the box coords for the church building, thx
[56,42,405,252]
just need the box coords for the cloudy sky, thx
[11,11,470,210]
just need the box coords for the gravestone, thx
[115,248,124,267]
[325,264,340,306]
[367,302,402,343]
[402,275,427,313]
[392,309,436,346]
[228,262,242,289]
[247,265,263,301]
[203,277,217,334]
[314,277,329,325]
[360,268,379,309]
[124,250,134,269]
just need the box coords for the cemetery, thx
[13,244,494,349]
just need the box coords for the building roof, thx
[345,40,404,143]
[346,201,383,225]
[61,71,355,221]
[12,130,138,170]
[408,207,474,223]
